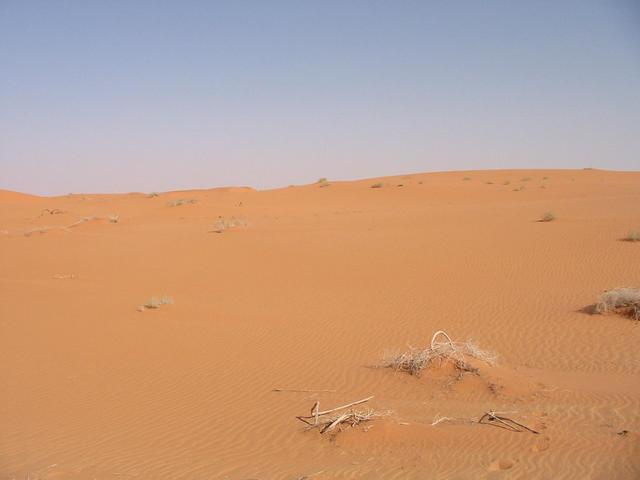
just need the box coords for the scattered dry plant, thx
[40,208,66,216]
[624,230,639,242]
[24,214,119,236]
[296,396,390,434]
[479,411,539,434]
[166,198,197,207]
[595,287,640,320]
[140,296,174,311]
[371,182,384,189]
[539,211,555,222]
[381,330,496,377]
[211,216,247,233]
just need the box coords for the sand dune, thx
[1,169,639,479]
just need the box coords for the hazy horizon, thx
[2,1,639,195]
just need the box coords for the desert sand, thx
[1,169,639,479]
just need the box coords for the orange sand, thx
[1,169,639,479]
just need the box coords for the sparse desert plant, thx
[141,296,174,310]
[539,211,555,222]
[595,287,640,320]
[317,177,328,184]
[513,185,524,192]
[624,230,640,242]
[462,177,471,181]
[485,181,494,185]
[108,214,119,224]
[382,330,496,377]
[521,176,532,182]
[167,198,197,207]
[147,192,160,198]
[296,396,390,434]
[41,208,65,216]
[371,182,384,189]
[211,216,247,233]
[503,180,511,185]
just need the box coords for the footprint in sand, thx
[532,435,551,452]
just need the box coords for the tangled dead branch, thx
[479,411,538,434]
[295,396,389,434]
[381,330,496,377]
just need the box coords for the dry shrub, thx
[142,296,174,310]
[625,231,639,242]
[595,287,640,320]
[167,198,197,207]
[296,396,390,435]
[306,409,389,434]
[211,216,247,233]
[539,211,555,222]
[382,330,496,377]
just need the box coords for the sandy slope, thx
[1,169,639,479]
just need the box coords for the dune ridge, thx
[1,169,639,479]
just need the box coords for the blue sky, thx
[1,1,639,194]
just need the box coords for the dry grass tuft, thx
[382,330,496,377]
[595,287,640,320]
[371,182,384,188]
[624,230,639,242]
[141,296,174,311]
[40,208,66,216]
[211,216,247,233]
[167,198,197,207]
[539,211,555,222]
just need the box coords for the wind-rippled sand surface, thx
[1,169,639,479]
